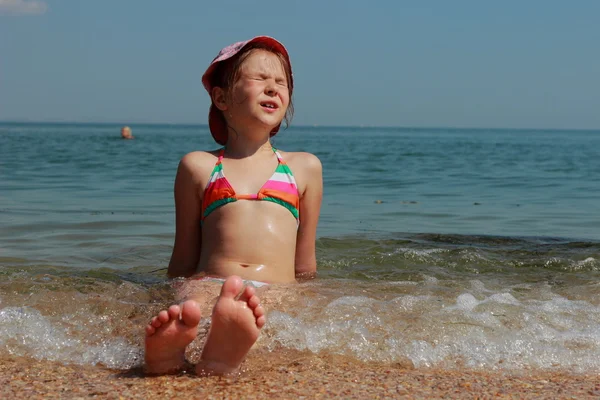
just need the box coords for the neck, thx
[224,133,273,158]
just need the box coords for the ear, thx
[211,87,228,111]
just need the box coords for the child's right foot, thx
[196,275,266,376]
[144,300,202,374]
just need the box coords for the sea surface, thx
[1,122,599,373]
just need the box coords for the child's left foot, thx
[196,275,266,376]
[144,300,202,374]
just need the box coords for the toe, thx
[168,305,180,320]
[151,317,162,328]
[180,300,202,327]
[245,285,256,297]
[247,294,260,309]
[157,310,170,323]
[256,315,266,328]
[145,325,156,335]
[220,275,244,299]
[253,304,265,318]
[236,284,255,303]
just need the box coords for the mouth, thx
[260,101,279,111]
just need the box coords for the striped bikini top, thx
[201,148,300,224]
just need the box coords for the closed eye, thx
[247,74,287,87]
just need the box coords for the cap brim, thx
[202,36,291,92]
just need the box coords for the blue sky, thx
[1,0,599,129]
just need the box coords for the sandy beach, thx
[2,350,599,399]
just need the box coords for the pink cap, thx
[201,36,293,145]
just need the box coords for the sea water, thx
[1,123,599,373]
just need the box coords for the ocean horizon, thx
[2,120,600,132]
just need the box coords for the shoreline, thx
[2,352,599,399]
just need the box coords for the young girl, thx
[144,36,323,376]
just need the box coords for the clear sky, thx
[1,0,599,129]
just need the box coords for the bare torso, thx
[198,199,298,283]
[167,146,322,285]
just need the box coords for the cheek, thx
[236,82,263,101]
[230,87,253,105]
[279,90,290,106]
[244,80,263,92]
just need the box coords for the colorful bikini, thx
[201,148,300,225]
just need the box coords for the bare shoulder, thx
[180,150,219,169]
[177,150,220,186]
[281,151,322,174]
[280,150,322,193]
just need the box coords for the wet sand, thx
[2,351,599,399]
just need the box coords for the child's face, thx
[227,49,290,131]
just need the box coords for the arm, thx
[167,154,203,278]
[294,154,323,281]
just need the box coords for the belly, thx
[200,260,296,284]
[198,201,298,283]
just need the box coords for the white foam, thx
[394,247,447,261]
[455,293,480,311]
[388,295,432,312]
[2,284,600,373]
[0,306,140,369]
[570,257,597,271]
[262,289,600,373]
[484,293,521,305]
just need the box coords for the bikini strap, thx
[272,147,284,163]
[217,148,225,164]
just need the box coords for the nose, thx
[265,80,278,96]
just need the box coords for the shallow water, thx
[1,123,599,373]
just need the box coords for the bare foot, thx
[196,275,266,376]
[144,300,202,374]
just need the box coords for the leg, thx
[144,300,202,374]
[196,275,266,376]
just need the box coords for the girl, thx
[144,36,323,376]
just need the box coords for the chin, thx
[256,117,284,131]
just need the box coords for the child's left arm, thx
[294,153,323,280]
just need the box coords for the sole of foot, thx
[196,275,266,376]
[144,299,202,375]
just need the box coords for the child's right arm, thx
[167,154,203,278]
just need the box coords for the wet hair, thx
[208,42,294,128]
